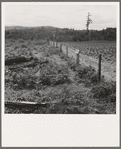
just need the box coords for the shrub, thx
[67,60,78,71]
[74,65,98,84]
[44,52,50,57]
[29,51,33,57]
[20,43,27,48]
[53,74,69,85]
[35,40,47,45]
[12,72,36,89]
[91,82,116,101]
[107,93,116,102]
[59,53,66,59]
[18,39,25,43]
[89,73,99,84]
[39,75,51,85]
[43,88,87,114]
[14,45,19,50]
[33,56,39,62]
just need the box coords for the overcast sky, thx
[3,2,118,30]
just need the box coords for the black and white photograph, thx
[4,2,118,114]
[2,1,120,147]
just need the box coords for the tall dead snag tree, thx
[86,12,92,41]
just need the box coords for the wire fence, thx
[49,40,100,69]
[48,40,116,81]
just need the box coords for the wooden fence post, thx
[60,43,62,53]
[75,49,79,65]
[66,46,68,57]
[76,53,79,65]
[98,54,101,81]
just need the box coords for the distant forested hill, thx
[5,26,116,41]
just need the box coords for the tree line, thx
[5,26,116,42]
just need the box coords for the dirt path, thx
[32,46,75,82]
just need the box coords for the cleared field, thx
[62,41,116,63]
[61,41,116,81]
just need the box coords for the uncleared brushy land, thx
[5,38,116,114]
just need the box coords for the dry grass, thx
[5,39,116,114]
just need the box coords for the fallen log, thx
[8,67,23,71]
[5,56,33,65]
[5,100,48,109]
[8,60,48,70]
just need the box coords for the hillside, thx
[5,26,56,30]
[5,26,116,41]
